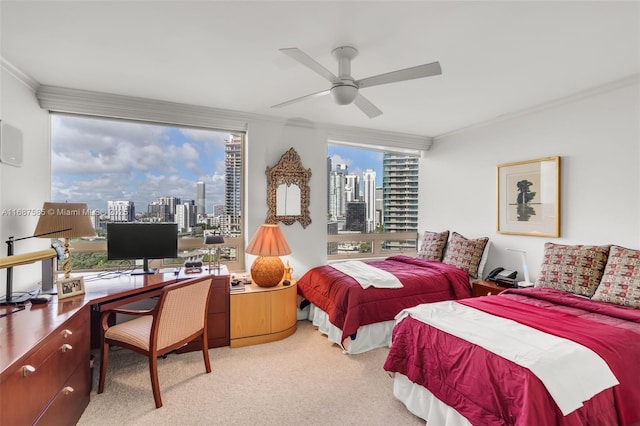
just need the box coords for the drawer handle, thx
[487,291,492,296]
[62,329,73,338]
[61,343,73,352]
[62,386,74,395]
[22,365,36,377]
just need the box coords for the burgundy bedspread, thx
[384,288,640,426]
[296,256,471,343]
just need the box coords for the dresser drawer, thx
[0,308,89,425]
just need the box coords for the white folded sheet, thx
[332,260,403,289]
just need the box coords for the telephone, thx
[485,267,518,281]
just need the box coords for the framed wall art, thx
[497,156,561,237]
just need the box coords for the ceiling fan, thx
[271,46,442,118]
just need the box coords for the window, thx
[50,114,244,272]
[327,143,419,259]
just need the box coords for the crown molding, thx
[327,125,432,154]
[0,57,40,92]
[433,73,640,141]
[36,85,251,132]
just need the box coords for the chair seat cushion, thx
[105,316,153,351]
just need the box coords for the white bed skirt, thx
[298,303,394,354]
[393,373,470,426]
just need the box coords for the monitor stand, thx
[130,258,156,275]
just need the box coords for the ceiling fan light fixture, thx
[331,83,358,105]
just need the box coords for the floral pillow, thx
[592,245,640,309]
[442,232,489,278]
[416,230,449,261]
[535,242,610,297]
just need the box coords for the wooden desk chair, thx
[98,275,214,408]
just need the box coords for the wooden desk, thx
[85,267,230,349]
[0,267,230,424]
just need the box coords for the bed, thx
[297,230,490,354]
[383,243,640,425]
[298,256,473,353]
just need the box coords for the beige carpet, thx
[79,320,424,426]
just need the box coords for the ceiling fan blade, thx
[353,93,383,118]
[271,89,331,109]
[280,48,338,83]
[357,61,442,89]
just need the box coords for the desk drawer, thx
[0,308,89,425]
[35,361,91,426]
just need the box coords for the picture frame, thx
[497,156,561,237]
[56,276,86,299]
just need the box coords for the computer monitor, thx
[107,222,178,275]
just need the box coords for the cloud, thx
[51,115,234,213]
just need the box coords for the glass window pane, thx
[50,114,244,271]
[327,143,419,258]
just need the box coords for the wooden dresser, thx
[0,299,90,425]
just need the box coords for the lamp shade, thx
[245,224,291,257]
[34,202,96,238]
[204,234,225,245]
[34,202,95,279]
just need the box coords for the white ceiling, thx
[2,1,639,138]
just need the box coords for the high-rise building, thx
[108,200,134,222]
[147,202,170,222]
[148,196,180,222]
[224,135,242,217]
[345,173,359,202]
[375,187,383,231]
[196,181,206,219]
[363,169,377,232]
[383,153,419,248]
[345,201,366,232]
[175,200,197,232]
[326,157,332,210]
[328,170,345,221]
[213,204,225,217]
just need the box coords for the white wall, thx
[244,120,329,278]
[420,81,640,281]
[0,67,51,296]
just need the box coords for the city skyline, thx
[51,114,230,213]
[51,115,386,216]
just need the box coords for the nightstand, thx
[229,280,297,347]
[472,280,508,297]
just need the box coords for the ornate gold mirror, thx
[266,147,311,228]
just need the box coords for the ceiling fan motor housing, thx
[331,80,358,105]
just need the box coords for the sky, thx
[327,144,384,188]
[51,115,385,214]
[51,114,229,213]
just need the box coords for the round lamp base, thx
[251,256,284,288]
